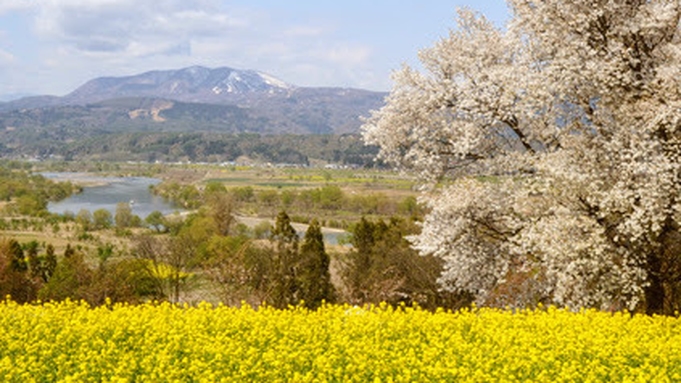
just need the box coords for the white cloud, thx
[0,0,37,15]
[1,0,389,94]
[33,0,248,56]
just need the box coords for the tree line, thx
[153,181,421,228]
[4,132,380,167]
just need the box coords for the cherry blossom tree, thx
[362,0,681,314]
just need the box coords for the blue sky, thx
[0,1,509,98]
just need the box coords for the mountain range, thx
[0,66,386,135]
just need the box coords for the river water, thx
[44,173,178,219]
[44,172,347,245]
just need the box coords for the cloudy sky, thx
[0,1,508,98]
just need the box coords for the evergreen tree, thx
[298,219,334,309]
[353,217,375,259]
[9,239,26,272]
[268,211,299,308]
[343,217,375,304]
[341,217,469,309]
[43,244,57,283]
[63,244,75,258]
[23,240,40,279]
[0,238,38,303]
[39,247,92,303]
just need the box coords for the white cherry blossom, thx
[363,1,681,314]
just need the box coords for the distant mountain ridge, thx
[62,66,294,106]
[0,65,386,136]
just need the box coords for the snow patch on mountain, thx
[258,72,291,89]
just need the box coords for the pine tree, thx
[43,244,57,283]
[298,219,334,309]
[9,239,26,272]
[0,239,37,303]
[343,217,375,304]
[64,244,75,259]
[268,211,299,308]
[24,240,40,279]
[39,247,92,303]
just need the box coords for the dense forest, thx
[2,132,379,167]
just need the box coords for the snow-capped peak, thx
[257,72,291,89]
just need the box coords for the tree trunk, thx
[646,228,681,315]
[644,252,664,314]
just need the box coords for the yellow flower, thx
[0,301,680,381]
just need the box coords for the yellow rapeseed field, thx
[0,300,679,382]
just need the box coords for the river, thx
[43,172,347,245]
[44,173,179,219]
